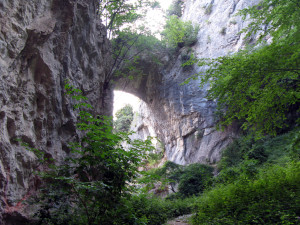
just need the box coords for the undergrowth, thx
[136,128,300,225]
[192,161,300,224]
[191,128,300,224]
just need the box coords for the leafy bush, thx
[217,136,255,170]
[147,150,164,167]
[178,163,213,197]
[114,194,168,225]
[140,161,213,197]
[215,129,299,185]
[161,15,199,48]
[290,130,300,160]
[114,194,196,225]
[181,48,194,72]
[139,161,183,192]
[192,162,300,224]
[114,104,134,132]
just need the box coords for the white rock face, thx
[128,0,260,165]
[0,0,112,222]
[182,0,260,58]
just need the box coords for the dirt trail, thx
[167,214,193,225]
[167,221,189,225]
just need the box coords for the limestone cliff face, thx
[121,0,260,165]
[0,0,112,223]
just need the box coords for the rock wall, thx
[117,0,260,165]
[0,0,112,223]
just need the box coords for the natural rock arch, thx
[113,51,238,165]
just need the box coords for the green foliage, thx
[110,29,163,81]
[114,194,196,225]
[101,2,163,84]
[139,161,183,192]
[140,161,213,197]
[30,84,155,225]
[180,48,194,72]
[192,162,300,224]
[177,164,213,197]
[147,150,164,167]
[167,0,184,17]
[229,20,237,25]
[217,136,259,170]
[290,130,300,160]
[184,42,299,137]
[120,194,169,225]
[161,15,199,48]
[238,0,300,44]
[114,104,134,132]
[215,129,299,185]
[183,0,300,138]
[98,0,159,36]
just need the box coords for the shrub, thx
[140,162,214,197]
[121,194,169,225]
[215,129,300,186]
[114,194,196,225]
[192,162,300,224]
[164,197,196,218]
[139,161,183,192]
[217,136,255,170]
[246,145,268,163]
[161,15,199,48]
[178,163,213,197]
[181,48,194,72]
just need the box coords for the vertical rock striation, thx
[0,0,112,223]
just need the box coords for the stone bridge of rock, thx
[113,50,238,165]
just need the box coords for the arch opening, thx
[113,90,142,118]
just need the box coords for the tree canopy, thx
[98,0,159,37]
[114,104,134,132]
[183,0,300,137]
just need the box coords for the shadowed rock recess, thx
[0,0,112,222]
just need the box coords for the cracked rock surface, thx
[0,0,112,222]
